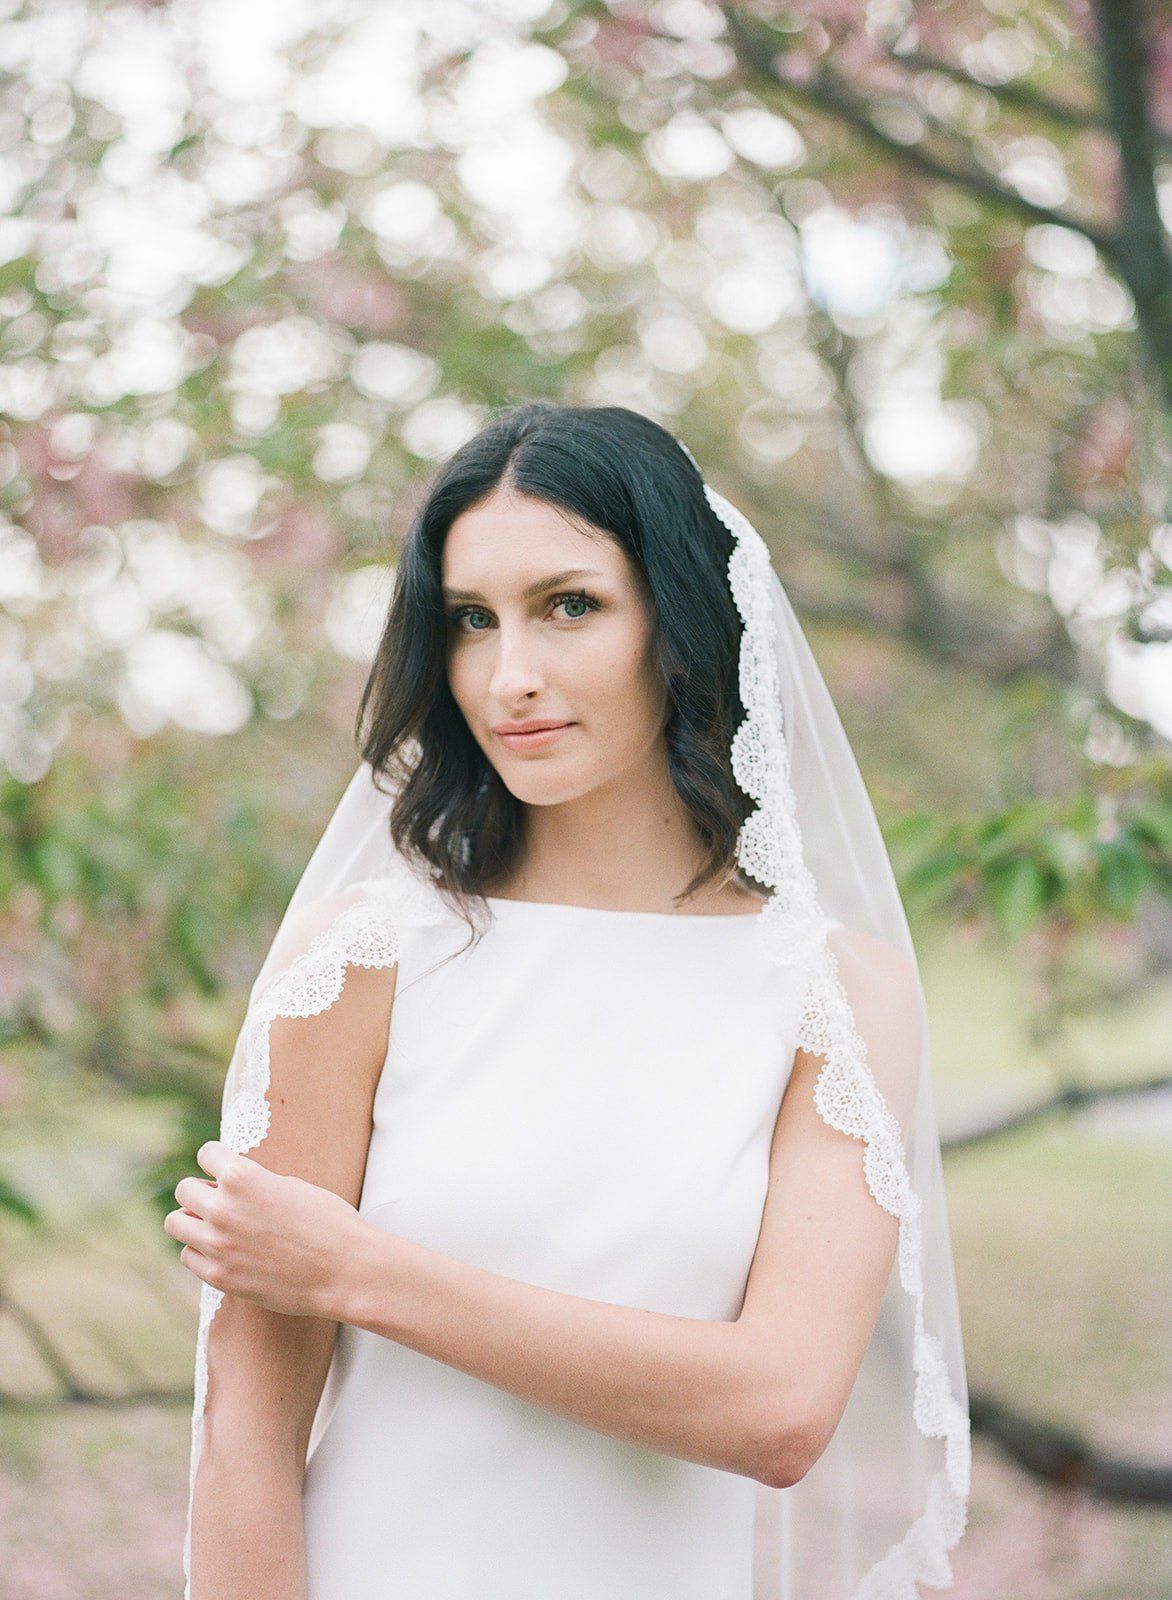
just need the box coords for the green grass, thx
[945,1123,1171,1447]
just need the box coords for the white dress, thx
[300,894,811,1600]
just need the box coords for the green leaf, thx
[1067,789,1099,833]
[986,854,1046,939]
[1129,803,1172,853]
[1095,839,1150,920]
[903,847,969,906]
[885,810,941,850]
[1037,825,1090,885]
[0,1173,40,1225]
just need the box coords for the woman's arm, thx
[341,1218,786,1482]
[335,934,909,1491]
[186,1126,831,1492]
[183,957,396,1599]
[180,1151,783,1486]
[181,1049,892,1498]
[177,930,911,1497]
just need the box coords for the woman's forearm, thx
[169,1143,798,1485]
[190,1440,309,1600]
[336,1226,788,1484]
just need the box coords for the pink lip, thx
[495,722,574,749]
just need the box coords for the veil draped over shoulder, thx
[182,449,971,1600]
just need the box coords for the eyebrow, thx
[441,568,607,602]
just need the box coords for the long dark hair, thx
[355,401,756,928]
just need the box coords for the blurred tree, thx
[0,0,1168,1512]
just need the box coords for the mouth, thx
[494,722,575,750]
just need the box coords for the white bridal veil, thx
[182,439,971,1599]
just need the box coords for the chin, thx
[493,761,601,809]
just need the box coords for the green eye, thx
[448,607,491,631]
[447,590,600,631]
[551,591,599,620]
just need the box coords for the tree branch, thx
[970,1388,1172,1504]
[0,1288,91,1400]
[1092,0,1172,405]
[891,46,1172,152]
[0,1384,193,1410]
[721,9,1122,264]
[942,1069,1172,1152]
[708,477,1079,681]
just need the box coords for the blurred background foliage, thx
[0,0,1169,1595]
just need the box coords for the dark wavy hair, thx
[355,401,757,929]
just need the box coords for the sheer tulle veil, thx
[183,418,971,1599]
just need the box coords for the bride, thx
[165,400,970,1599]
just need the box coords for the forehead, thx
[441,490,627,585]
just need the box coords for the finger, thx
[163,1207,194,1245]
[195,1140,231,1180]
[178,1243,219,1287]
[164,1209,217,1257]
[174,1175,216,1214]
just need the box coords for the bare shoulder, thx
[824,922,920,1012]
[261,883,403,985]
[241,885,401,1196]
[799,923,925,1135]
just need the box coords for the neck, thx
[498,747,712,911]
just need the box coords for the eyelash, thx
[447,590,600,632]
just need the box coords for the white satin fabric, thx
[299,895,814,1599]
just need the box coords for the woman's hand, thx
[164,1140,367,1319]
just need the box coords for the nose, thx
[487,617,546,704]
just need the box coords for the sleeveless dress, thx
[299,894,812,1600]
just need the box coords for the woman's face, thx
[441,486,670,807]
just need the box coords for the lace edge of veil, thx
[182,885,403,1600]
[711,484,973,1600]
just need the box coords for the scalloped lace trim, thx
[182,889,402,1600]
[707,482,971,1598]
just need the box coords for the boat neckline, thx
[482,895,767,921]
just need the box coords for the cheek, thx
[445,646,477,717]
[445,640,477,697]
[589,626,666,728]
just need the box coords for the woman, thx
[166,402,971,1598]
